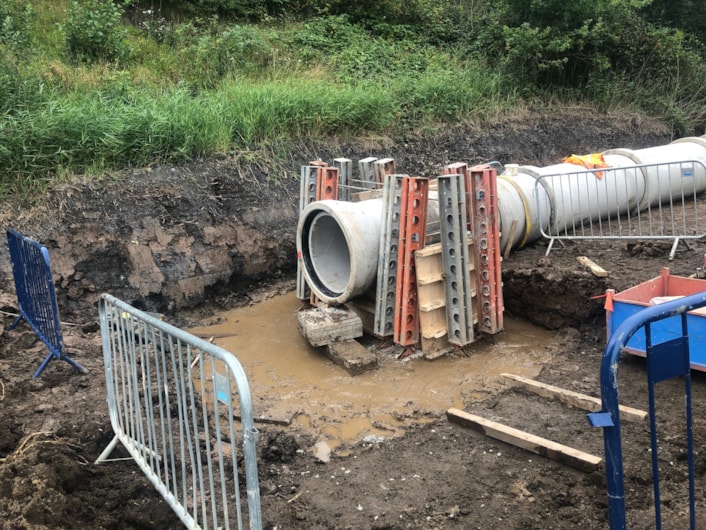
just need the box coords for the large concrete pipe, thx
[604,137,706,209]
[297,199,384,305]
[298,191,441,305]
[497,170,551,250]
[498,136,706,251]
[298,136,706,305]
[497,155,645,250]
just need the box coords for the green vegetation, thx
[0,0,705,195]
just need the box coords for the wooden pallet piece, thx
[415,242,477,358]
[447,408,603,473]
[297,306,363,347]
[501,373,646,422]
[327,339,378,375]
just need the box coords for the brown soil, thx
[1,109,705,529]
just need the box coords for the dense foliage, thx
[0,0,704,194]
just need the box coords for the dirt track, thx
[2,111,706,529]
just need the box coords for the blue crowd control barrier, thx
[588,290,706,529]
[6,228,87,378]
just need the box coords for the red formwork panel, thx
[316,167,339,201]
[394,177,429,346]
[470,164,504,334]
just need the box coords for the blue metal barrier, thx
[588,291,706,529]
[6,228,87,378]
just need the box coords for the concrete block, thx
[297,306,363,347]
[326,339,377,376]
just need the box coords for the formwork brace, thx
[333,158,352,202]
[374,174,406,337]
[438,173,475,346]
[470,164,504,334]
[445,162,475,234]
[394,176,429,346]
[374,158,396,188]
[358,157,379,190]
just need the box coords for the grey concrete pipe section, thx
[298,192,440,305]
[298,199,384,305]
[497,136,706,251]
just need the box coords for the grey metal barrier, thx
[533,160,706,259]
[96,294,261,530]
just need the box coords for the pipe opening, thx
[306,212,351,297]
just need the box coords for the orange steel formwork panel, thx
[394,177,429,346]
[470,164,504,334]
[316,167,339,201]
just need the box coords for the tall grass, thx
[2,1,703,196]
[0,78,405,193]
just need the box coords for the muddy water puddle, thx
[191,292,558,458]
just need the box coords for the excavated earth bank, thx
[2,109,706,529]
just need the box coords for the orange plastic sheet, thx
[562,153,609,179]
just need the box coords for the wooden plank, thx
[422,325,447,340]
[577,256,609,277]
[416,245,452,356]
[447,408,602,473]
[415,236,478,357]
[422,336,455,360]
[351,189,384,202]
[419,299,445,312]
[417,273,444,286]
[418,281,445,312]
[501,373,647,422]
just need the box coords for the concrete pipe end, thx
[297,199,383,305]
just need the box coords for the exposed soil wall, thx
[0,108,673,322]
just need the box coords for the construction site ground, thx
[1,109,706,529]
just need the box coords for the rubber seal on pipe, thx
[498,175,532,248]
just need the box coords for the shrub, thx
[0,0,34,50]
[64,0,131,63]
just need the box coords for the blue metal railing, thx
[588,290,706,529]
[6,228,87,378]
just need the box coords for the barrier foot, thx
[33,352,88,379]
[7,314,23,332]
[95,434,121,464]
